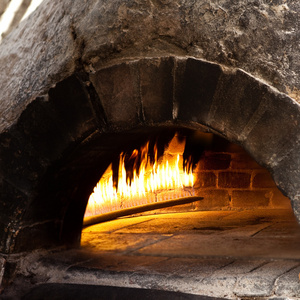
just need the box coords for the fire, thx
[84,134,195,217]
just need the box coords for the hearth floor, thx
[6,209,300,299]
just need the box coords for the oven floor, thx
[81,209,300,260]
[4,209,300,299]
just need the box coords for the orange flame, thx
[84,135,195,217]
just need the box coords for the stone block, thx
[270,189,292,209]
[230,153,262,170]
[252,171,277,188]
[175,58,222,124]
[244,92,300,167]
[139,57,174,123]
[15,98,78,163]
[194,189,230,210]
[218,172,251,188]
[234,261,299,297]
[48,75,99,139]
[90,62,141,128]
[208,69,270,141]
[274,265,300,298]
[194,172,217,189]
[231,190,270,208]
[272,142,300,222]
[12,221,61,253]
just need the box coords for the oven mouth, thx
[1,56,300,257]
[79,127,298,262]
[81,127,292,228]
[1,56,300,299]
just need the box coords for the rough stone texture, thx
[0,57,298,252]
[231,190,271,208]
[176,58,223,124]
[243,91,300,168]
[0,0,300,255]
[139,57,174,123]
[194,190,230,210]
[0,55,297,255]
[234,260,299,297]
[2,210,300,299]
[275,265,300,298]
[90,62,142,129]
[208,69,272,142]
[0,256,5,288]
[1,0,300,131]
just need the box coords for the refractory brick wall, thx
[193,142,291,211]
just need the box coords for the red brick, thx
[231,153,262,169]
[202,153,231,170]
[194,172,216,189]
[194,189,230,210]
[218,172,251,188]
[231,190,271,208]
[252,172,277,188]
[270,189,292,209]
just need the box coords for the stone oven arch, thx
[0,56,300,254]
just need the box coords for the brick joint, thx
[194,147,290,210]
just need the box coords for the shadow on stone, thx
[22,283,225,300]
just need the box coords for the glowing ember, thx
[84,134,195,217]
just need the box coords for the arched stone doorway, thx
[0,56,299,254]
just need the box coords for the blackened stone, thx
[48,75,98,140]
[176,58,222,125]
[243,92,300,167]
[12,221,61,253]
[0,130,46,191]
[272,142,300,222]
[90,62,142,129]
[15,99,73,162]
[139,57,174,123]
[0,222,10,254]
[208,69,271,141]
[0,178,28,225]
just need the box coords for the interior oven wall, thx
[192,141,291,211]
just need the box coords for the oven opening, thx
[73,128,300,299]
[2,55,300,299]
[81,128,297,260]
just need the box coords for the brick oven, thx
[0,0,300,299]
